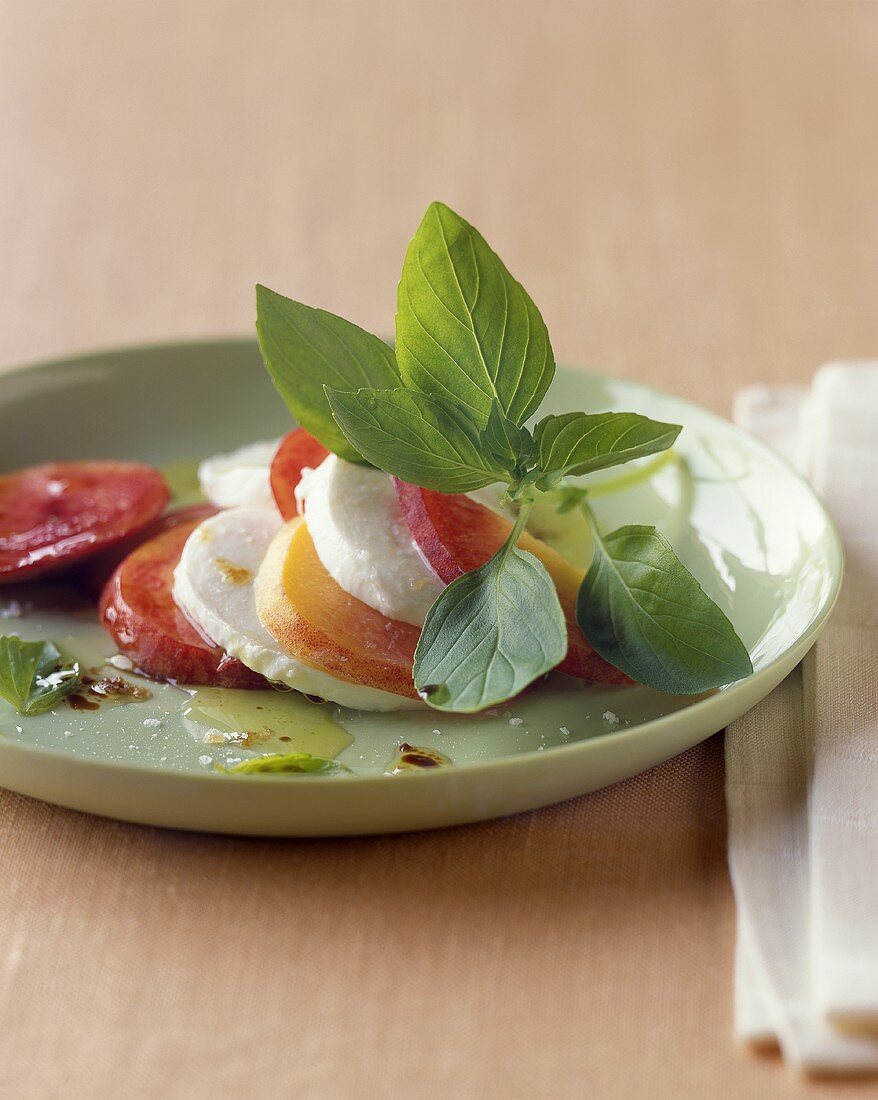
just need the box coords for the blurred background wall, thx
[2,0,877,412]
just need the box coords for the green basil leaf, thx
[414,545,567,712]
[396,202,554,429]
[0,636,81,716]
[326,386,508,492]
[217,752,348,776]
[256,284,401,462]
[534,412,681,489]
[484,402,534,473]
[576,525,753,694]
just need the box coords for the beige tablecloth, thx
[2,3,877,1097]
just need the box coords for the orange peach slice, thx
[256,519,420,701]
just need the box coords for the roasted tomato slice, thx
[0,461,169,583]
[78,502,218,599]
[99,518,265,688]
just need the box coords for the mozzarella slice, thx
[296,455,444,627]
[173,506,415,711]
[198,440,280,510]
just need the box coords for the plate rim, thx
[0,338,844,791]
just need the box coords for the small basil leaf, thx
[256,284,401,462]
[325,386,507,493]
[0,636,81,716]
[576,525,753,694]
[484,402,534,473]
[534,412,681,489]
[217,752,348,775]
[414,545,567,712]
[396,202,554,429]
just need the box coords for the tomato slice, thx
[0,462,169,583]
[78,502,219,599]
[269,429,329,519]
[99,519,265,688]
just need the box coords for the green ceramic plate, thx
[0,341,842,835]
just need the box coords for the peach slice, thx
[256,519,421,701]
[394,481,629,685]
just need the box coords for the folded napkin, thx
[727,364,878,1073]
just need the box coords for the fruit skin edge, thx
[0,461,169,583]
[99,519,265,689]
[255,518,423,706]
[393,480,630,686]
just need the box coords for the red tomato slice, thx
[270,429,329,519]
[0,462,170,583]
[78,502,219,599]
[99,519,265,688]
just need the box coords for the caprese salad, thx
[0,201,752,731]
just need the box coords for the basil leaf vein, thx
[256,284,401,462]
[396,202,554,429]
[576,524,752,694]
[534,412,681,488]
[326,386,508,492]
[414,544,567,712]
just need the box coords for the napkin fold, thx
[727,364,878,1073]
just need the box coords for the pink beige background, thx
[2,3,877,1097]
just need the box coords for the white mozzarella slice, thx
[198,440,280,510]
[173,506,416,711]
[296,455,444,627]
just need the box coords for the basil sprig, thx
[257,201,752,710]
[0,636,81,716]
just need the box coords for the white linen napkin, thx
[726,364,878,1073]
[806,364,878,1031]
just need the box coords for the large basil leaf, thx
[534,412,681,489]
[396,202,554,429]
[326,387,508,492]
[414,545,567,712]
[576,525,752,694]
[256,284,401,462]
